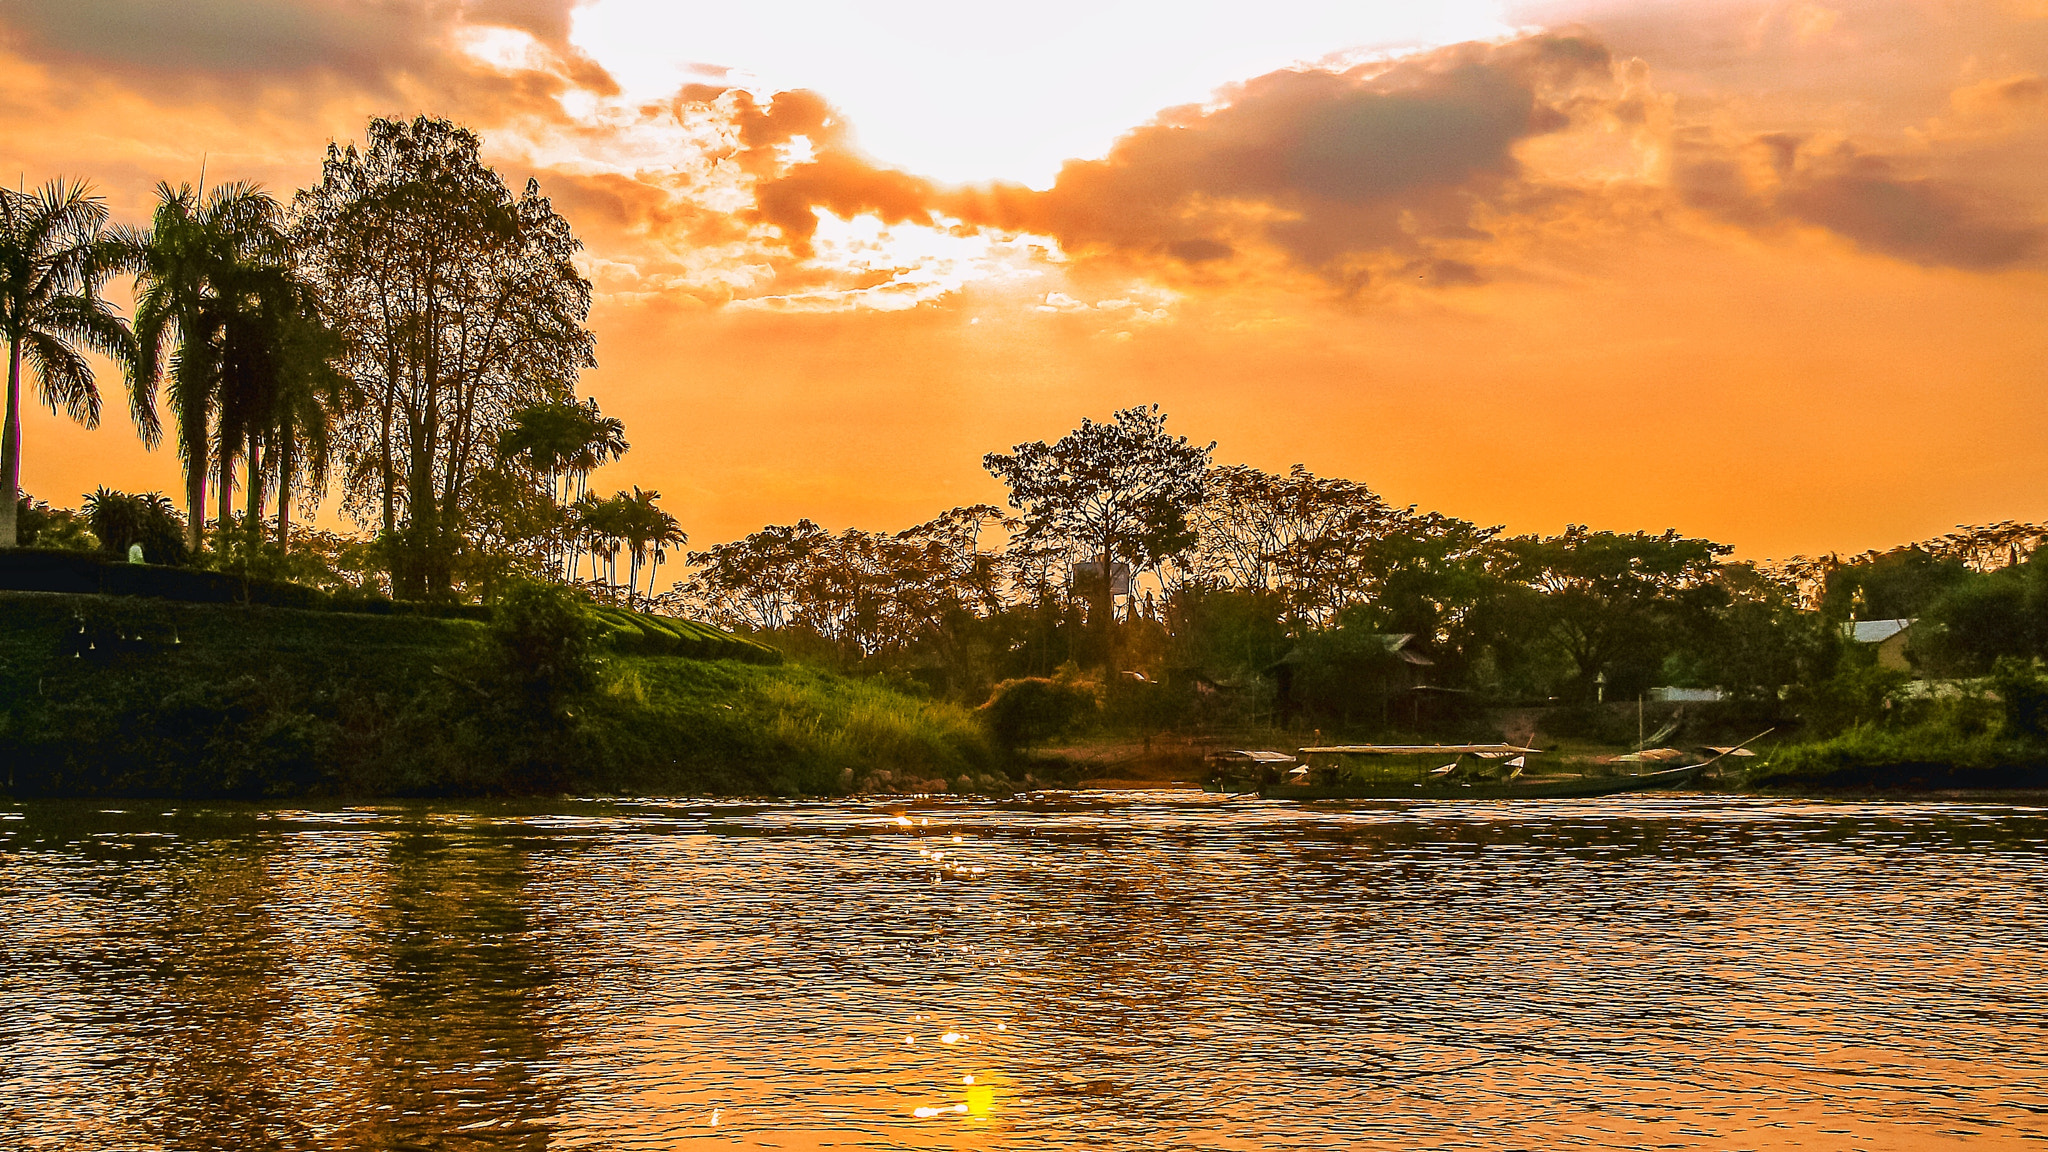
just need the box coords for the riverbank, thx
[1015,714,2048,796]
[0,591,1010,799]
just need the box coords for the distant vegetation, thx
[6,116,2044,796]
[666,405,2048,771]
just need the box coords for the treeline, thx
[666,406,2048,741]
[2,116,674,607]
[11,117,2045,759]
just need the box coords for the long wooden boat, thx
[1259,761,1703,801]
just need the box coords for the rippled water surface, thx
[3,793,2046,1150]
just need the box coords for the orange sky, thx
[3,0,2045,560]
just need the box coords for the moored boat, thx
[1209,741,1715,800]
[1262,760,1703,800]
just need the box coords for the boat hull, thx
[1259,763,1702,801]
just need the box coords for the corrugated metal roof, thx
[1846,618,1914,643]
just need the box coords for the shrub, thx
[1790,660,1910,736]
[1991,657,2048,743]
[979,675,1100,747]
[15,495,97,550]
[82,488,188,565]
[480,579,601,713]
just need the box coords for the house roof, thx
[1270,633,1435,668]
[1845,618,1914,644]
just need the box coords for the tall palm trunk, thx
[275,434,293,551]
[179,376,209,553]
[184,443,207,553]
[218,438,236,553]
[245,429,263,553]
[0,335,23,547]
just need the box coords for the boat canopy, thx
[1298,744,1541,756]
[1612,747,1689,763]
[1206,749,1299,764]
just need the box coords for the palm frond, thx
[22,329,102,426]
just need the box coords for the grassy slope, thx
[0,592,999,799]
[1743,725,2048,791]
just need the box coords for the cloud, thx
[0,0,614,101]
[977,35,1609,270]
[666,86,940,256]
[1947,72,2048,136]
[674,25,2043,297]
[705,35,1617,287]
[1673,131,2043,269]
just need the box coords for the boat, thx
[1262,760,1704,800]
[1208,742,1709,800]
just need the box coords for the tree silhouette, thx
[499,397,628,579]
[295,116,597,598]
[0,180,131,547]
[618,486,683,608]
[83,487,186,564]
[984,404,1212,650]
[118,181,337,556]
[1500,526,1731,698]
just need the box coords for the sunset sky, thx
[3,0,2044,559]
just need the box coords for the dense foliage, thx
[9,123,2046,793]
[295,116,599,599]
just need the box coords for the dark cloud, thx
[658,21,2044,286]
[704,35,1612,282]
[1674,132,2043,270]
[948,35,1611,280]
[0,0,613,99]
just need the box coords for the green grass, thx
[1745,724,2048,791]
[583,657,1002,796]
[0,591,999,799]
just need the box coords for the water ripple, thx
[1,793,2044,1149]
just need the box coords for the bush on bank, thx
[1745,660,2048,791]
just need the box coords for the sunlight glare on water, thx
[1,793,2045,1150]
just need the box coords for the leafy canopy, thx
[983,404,1213,573]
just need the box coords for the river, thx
[2,793,2044,1150]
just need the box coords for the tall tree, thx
[1500,526,1731,698]
[295,116,597,599]
[266,297,350,550]
[122,181,288,553]
[984,405,1212,647]
[0,180,130,547]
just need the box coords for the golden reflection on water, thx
[1,796,2045,1149]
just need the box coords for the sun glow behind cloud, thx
[567,0,1516,186]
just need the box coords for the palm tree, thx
[266,299,348,551]
[621,487,684,608]
[565,399,628,504]
[0,180,131,547]
[501,400,591,575]
[83,487,186,564]
[119,181,285,554]
[209,259,333,556]
[500,401,586,505]
[570,491,624,593]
